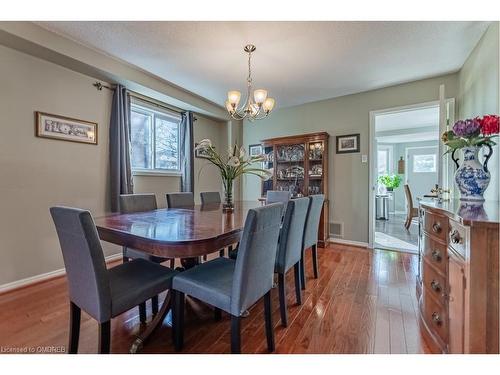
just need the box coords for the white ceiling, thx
[36,21,489,109]
[376,105,439,132]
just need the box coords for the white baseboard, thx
[328,238,369,248]
[0,253,123,295]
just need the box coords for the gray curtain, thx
[109,84,133,212]
[180,111,194,192]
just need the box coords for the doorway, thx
[368,99,454,253]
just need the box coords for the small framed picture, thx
[249,144,263,157]
[195,143,211,159]
[35,111,98,145]
[336,134,360,154]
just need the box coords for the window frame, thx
[130,100,182,177]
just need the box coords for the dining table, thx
[94,200,260,353]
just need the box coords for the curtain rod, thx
[92,81,197,121]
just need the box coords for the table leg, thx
[129,291,172,354]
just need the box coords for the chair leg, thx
[98,321,111,354]
[173,291,185,351]
[277,273,288,327]
[300,251,306,290]
[312,243,319,279]
[230,316,241,354]
[219,249,225,257]
[293,263,302,305]
[263,291,275,352]
[214,307,222,321]
[203,254,208,261]
[139,302,147,323]
[169,259,175,268]
[151,295,159,315]
[68,301,81,354]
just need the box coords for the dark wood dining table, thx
[94,201,260,353]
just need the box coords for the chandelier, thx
[225,44,276,121]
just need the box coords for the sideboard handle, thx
[431,312,442,326]
[432,223,441,233]
[430,280,442,292]
[431,250,442,262]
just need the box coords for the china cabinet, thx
[260,132,329,247]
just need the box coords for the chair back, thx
[302,194,325,249]
[231,203,283,316]
[266,190,291,205]
[120,193,157,213]
[404,184,414,212]
[275,197,310,273]
[50,206,111,322]
[200,191,221,205]
[166,192,194,208]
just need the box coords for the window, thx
[377,145,393,176]
[413,154,436,173]
[130,101,181,173]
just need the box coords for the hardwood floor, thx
[0,244,430,354]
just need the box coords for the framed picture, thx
[36,111,97,145]
[336,134,360,154]
[248,144,263,157]
[195,143,211,159]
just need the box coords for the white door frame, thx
[368,98,455,249]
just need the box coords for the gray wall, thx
[0,45,228,286]
[243,73,459,243]
[457,22,499,201]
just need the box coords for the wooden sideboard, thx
[417,199,499,353]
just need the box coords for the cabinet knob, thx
[431,312,442,326]
[432,222,441,233]
[431,250,442,262]
[450,229,462,245]
[430,280,442,292]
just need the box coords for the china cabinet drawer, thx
[423,258,447,306]
[448,220,467,259]
[422,287,449,345]
[423,209,448,241]
[422,234,447,275]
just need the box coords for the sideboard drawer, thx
[423,209,448,242]
[422,287,449,345]
[423,258,447,306]
[423,234,447,275]
[448,220,467,259]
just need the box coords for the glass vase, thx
[222,178,235,212]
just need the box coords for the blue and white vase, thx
[455,146,491,201]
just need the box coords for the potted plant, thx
[441,115,499,201]
[378,174,402,192]
[196,139,271,212]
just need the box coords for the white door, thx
[406,146,439,205]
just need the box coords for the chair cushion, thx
[172,257,235,313]
[124,247,168,263]
[109,258,176,318]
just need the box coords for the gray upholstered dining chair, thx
[266,190,291,205]
[200,191,231,258]
[120,193,173,320]
[300,194,325,290]
[171,203,284,354]
[50,206,176,354]
[166,192,195,208]
[274,197,309,327]
[200,191,221,205]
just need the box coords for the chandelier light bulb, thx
[227,91,241,106]
[253,89,268,105]
[263,97,275,112]
[225,100,234,113]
